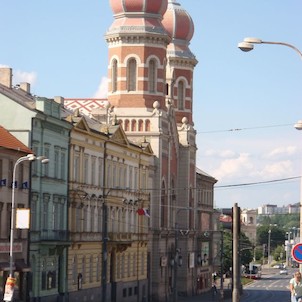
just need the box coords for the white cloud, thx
[258,160,293,179]
[204,148,236,158]
[93,77,108,98]
[0,65,37,87]
[264,146,297,159]
[14,70,37,86]
[211,153,253,180]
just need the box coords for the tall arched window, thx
[145,120,150,132]
[112,59,118,92]
[127,58,137,91]
[138,119,143,132]
[148,59,156,92]
[178,81,185,110]
[131,120,137,131]
[124,119,130,131]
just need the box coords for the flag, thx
[137,208,150,217]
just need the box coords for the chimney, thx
[0,68,12,88]
[54,96,64,106]
[20,82,31,93]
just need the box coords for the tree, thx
[222,230,253,274]
[257,225,286,250]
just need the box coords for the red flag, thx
[137,208,150,217]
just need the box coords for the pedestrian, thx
[290,271,302,302]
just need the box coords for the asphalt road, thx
[240,267,293,302]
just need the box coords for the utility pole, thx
[232,203,240,302]
[173,222,179,302]
[102,201,108,302]
[220,231,224,301]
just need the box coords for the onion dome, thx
[162,0,194,42]
[161,0,195,59]
[107,0,169,36]
[110,0,168,17]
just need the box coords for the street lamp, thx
[295,120,302,257]
[238,37,302,269]
[5,154,49,301]
[286,231,292,267]
[237,37,302,59]
[267,228,271,266]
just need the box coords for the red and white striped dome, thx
[162,0,194,42]
[109,0,168,17]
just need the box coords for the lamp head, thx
[294,120,302,130]
[238,42,254,52]
[26,154,36,161]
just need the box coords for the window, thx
[44,146,50,177]
[145,120,150,132]
[54,148,59,179]
[127,58,137,91]
[112,59,118,92]
[8,160,13,188]
[17,163,24,189]
[74,153,80,182]
[61,152,66,180]
[138,120,143,132]
[131,120,137,132]
[84,156,89,183]
[43,194,50,229]
[98,158,103,187]
[148,59,156,92]
[124,119,130,131]
[91,156,96,185]
[72,256,77,284]
[178,81,185,110]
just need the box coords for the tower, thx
[105,0,198,300]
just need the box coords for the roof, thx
[0,125,33,154]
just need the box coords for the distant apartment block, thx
[258,203,300,215]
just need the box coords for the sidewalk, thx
[177,279,233,302]
[177,289,232,302]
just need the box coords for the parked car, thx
[280,268,288,275]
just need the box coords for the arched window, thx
[124,119,130,131]
[127,58,137,91]
[138,119,143,131]
[148,59,156,92]
[131,120,137,131]
[145,119,150,132]
[178,81,185,110]
[112,59,118,92]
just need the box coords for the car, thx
[280,269,288,275]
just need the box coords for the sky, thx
[1,0,302,210]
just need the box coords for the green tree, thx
[222,231,253,274]
[257,225,286,250]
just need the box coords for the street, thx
[178,266,293,302]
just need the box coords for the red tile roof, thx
[0,125,33,154]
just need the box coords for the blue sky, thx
[1,0,302,209]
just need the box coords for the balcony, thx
[31,230,69,243]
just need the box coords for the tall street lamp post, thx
[5,154,49,302]
[268,228,271,266]
[295,120,302,263]
[238,36,302,269]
